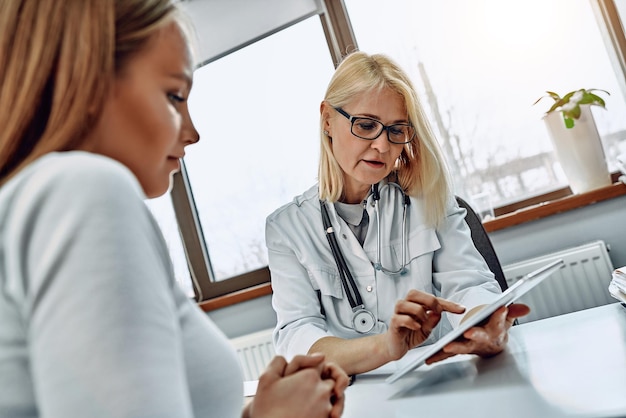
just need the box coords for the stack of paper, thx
[609,266,626,303]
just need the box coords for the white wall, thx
[490,194,626,268]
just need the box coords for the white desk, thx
[343,303,626,418]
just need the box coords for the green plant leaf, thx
[562,91,576,102]
[534,88,610,120]
[546,91,561,100]
[547,102,561,113]
[533,91,560,106]
[587,92,606,108]
[589,88,610,96]
[578,92,594,105]
[548,97,569,113]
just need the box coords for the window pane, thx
[185,17,335,281]
[617,0,626,21]
[144,196,195,298]
[344,0,626,206]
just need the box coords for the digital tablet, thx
[385,258,564,384]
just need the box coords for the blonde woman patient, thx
[0,1,348,417]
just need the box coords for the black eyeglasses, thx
[334,107,415,144]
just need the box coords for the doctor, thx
[266,51,530,376]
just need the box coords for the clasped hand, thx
[244,353,349,418]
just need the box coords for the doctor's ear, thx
[322,126,332,140]
[320,101,334,137]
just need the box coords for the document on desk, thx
[609,266,626,303]
[386,258,565,384]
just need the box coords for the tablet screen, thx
[385,258,564,384]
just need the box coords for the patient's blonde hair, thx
[318,51,451,227]
[0,0,182,184]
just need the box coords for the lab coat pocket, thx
[308,267,343,298]
[397,228,441,291]
[405,227,440,262]
[382,227,440,275]
[307,267,354,330]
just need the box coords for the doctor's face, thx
[323,88,407,203]
[82,22,200,198]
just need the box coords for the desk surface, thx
[343,303,626,418]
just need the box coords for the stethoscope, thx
[319,182,410,333]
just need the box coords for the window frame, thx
[171,0,626,303]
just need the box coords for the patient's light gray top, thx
[0,152,243,418]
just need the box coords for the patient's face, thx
[82,22,199,198]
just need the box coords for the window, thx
[152,0,626,303]
[179,16,335,297]
[144,196,195,298]
[619,0,626,17]
[343,0,626,209]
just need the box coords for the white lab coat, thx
[266,180,502,360]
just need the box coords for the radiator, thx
[229,328,275,381]
[502,240,615,324]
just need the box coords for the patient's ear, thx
[86,97,103,121]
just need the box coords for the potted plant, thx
[534,88,610,128]
[534,88,612,194]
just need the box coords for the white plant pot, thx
[543,104,611,194]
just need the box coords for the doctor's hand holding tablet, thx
[422,302,530,365]
[383,290,530,367]
[387,259,564,383]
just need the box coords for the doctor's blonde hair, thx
[318,51,451,227]
[0,0,184,185]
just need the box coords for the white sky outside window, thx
[183,17,335,281]
[344,0,626,207]
[618,0,626,23]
